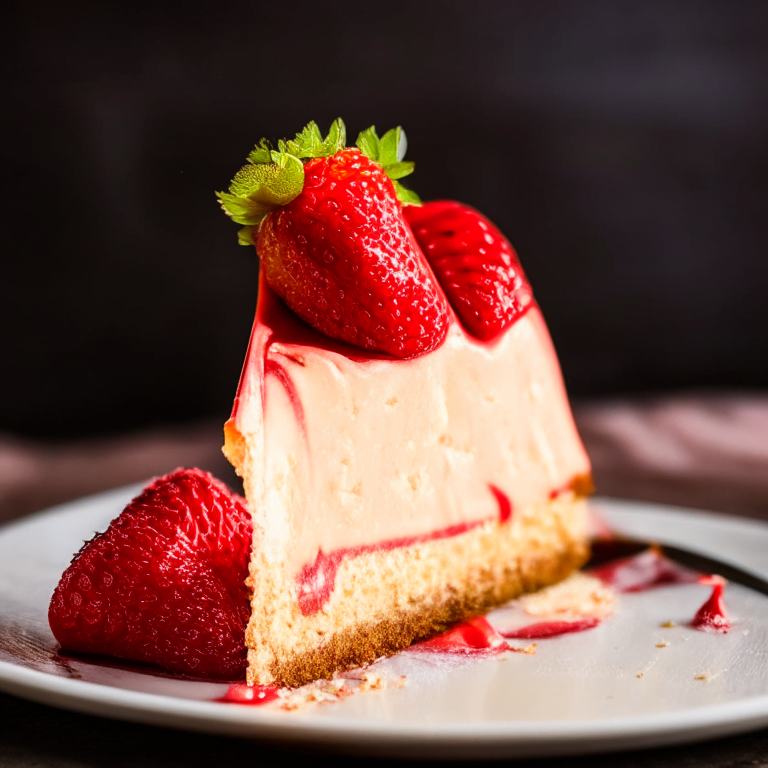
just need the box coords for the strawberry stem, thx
[356,125,421,204]
[218,118,420,245]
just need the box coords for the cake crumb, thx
[359,672,384,692]
[520,573,614,621]
[656,641,670,648]
[636,672,644,679]
[278,666,405,710]
[280,678,351,710]
[695,669,728,682]
[660,621,675,628]
[509,643,537,655]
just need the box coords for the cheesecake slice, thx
[219,120,592,687]
[224,279,590,687]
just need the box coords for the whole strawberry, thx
[48,469,252,680]
[404,201,533,341]
[218,120,448,358]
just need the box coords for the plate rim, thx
[3,658,768,758]
[1,489,768,757]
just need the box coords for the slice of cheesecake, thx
[224,279,591,687]
[219,120,592,687]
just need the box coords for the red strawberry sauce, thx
[501,618,602,639]
[691,576,731,634]
[412,615,602,652]
[411,617,509,654]
[590,548,731,633]
[589,548,700,593]
[217,683,281,706]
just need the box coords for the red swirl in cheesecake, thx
[296,485,512,615]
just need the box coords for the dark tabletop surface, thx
[1,690,768,767]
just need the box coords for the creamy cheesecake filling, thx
[226,275,590,594]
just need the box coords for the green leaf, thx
[395,128,407,161]
[237,226,256,246]
[218,152,305,225]
[356,124,418,197]
[393,180,421,205]
[383,161,414,180]
[216,190,271,227]
[217,118,420,243]
[247,138,274,165]
[378,127,407,165]
[283,121,323,158]
[279,118,347,159]
[356,126,380,162]
[324,118,346,155]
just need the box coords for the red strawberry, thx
[218,120,449,358]
[48,469,252,680]
[404,201,533,341]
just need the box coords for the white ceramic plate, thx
[0,486,767,759]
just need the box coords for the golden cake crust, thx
[263,537,587,688]
[246,493,590,688]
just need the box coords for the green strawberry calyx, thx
[217,118,420,246]
[355,125,421,206]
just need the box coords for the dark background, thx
[4,0,768,440]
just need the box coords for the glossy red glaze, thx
[217,683,281,705]
[405,200,533,341]
[230,276,410,426]
[590,548,700,593]
[691,577,730,634]
[501,618,601,639]
[411,617,508,654]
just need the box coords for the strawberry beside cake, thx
[49,469,253,679]
[219,120,592,686]
[49,119,592,688]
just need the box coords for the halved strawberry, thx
[217,120,449,358]
[48,469,252,680]
[404,201,533,341]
